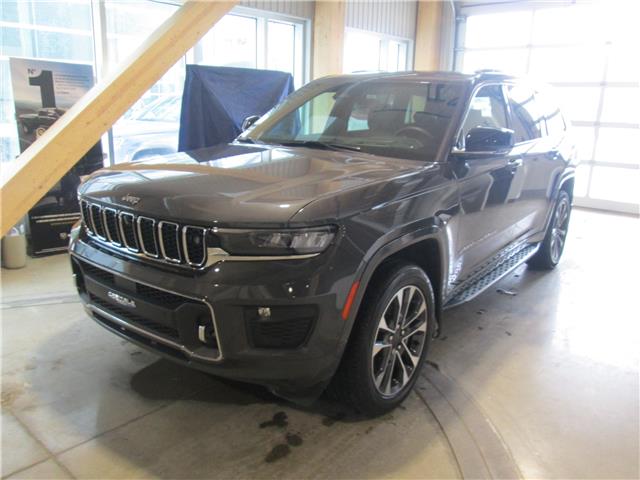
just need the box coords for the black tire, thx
[330,262,435,416]
[527,190,572,270]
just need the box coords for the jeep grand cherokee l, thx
[69,71,575,415]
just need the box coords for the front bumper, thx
[69,226,359,399]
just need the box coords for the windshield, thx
[242,77,465,161]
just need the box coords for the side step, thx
[444,243,538,309]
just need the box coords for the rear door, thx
[506,84,567,235]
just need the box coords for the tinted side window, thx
[507,85,546,142]
[538,90,566,136]
[461,85,508,146]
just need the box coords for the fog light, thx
[258,307,271,318]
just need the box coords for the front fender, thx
[339,221,449,349]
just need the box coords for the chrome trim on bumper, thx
[74,253,223,362]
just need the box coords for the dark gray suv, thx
[69,71,575,415]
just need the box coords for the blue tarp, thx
[178,65,295,151]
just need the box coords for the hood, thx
[79,143,428,226]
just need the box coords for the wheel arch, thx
[344,228,447,340]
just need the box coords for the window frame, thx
[454,82,511,151]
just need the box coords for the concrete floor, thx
[1,208,638,479]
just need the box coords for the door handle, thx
[547,149,560,160]
[508,158,523,168]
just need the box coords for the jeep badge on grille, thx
[107,291,136,308]
[121,194,141,206]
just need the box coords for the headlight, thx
[214,226,336,256]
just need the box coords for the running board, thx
[444,244,538,309]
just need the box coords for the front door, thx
[451,84,526,285]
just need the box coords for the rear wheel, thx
[528,190,572,270]
[331,263,434,416]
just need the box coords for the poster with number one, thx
[9,57,103,256]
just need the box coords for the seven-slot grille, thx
[80,200,208,267]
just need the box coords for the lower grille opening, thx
[76,258,190,309]
[93,312,188,362]
[74,257,220,360]
[80,261,115,285]
[90,293,180,340]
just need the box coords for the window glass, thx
[464,11,532,48]
[528,46,605,83]
[600,88,640,125]
[197,15,258,68]
[594,128,640,165]
[105,0,182,164]
[507,85,545,142]
[459,1,638,211]
[302,91,338,136]
[574,164,590,198]
[249,80,464,162]
[572,126,596,162]
[347,92,394,131]
[343,31,381,73]
[267,21,295,77]
[607,44,640,83]
[537,89,565,136]
[461,85,508,143]
[589,166,639,204]
[553,86,600,123]
[531,5,597,45]
[0,0,94,165]
[461,49,528,76]
[343,31,410,74]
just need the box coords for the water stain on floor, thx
[259,411,288,429]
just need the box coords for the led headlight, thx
[215,226,336,256]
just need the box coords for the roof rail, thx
[474,69,505,74]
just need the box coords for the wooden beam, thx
[312,1,346,79]
[0,0,237,236]
[414,0,444,71]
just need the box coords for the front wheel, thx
[330,262,435,416]
[528,190,572,270]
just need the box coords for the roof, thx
[321,70,521,84]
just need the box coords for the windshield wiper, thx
[277,140,362,153]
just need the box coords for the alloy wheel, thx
[550,197,570,263]
[371,285,428,397]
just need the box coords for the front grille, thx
[103,208,121,245]
[90,204,107,239]
[80,199,208,268]
[159,222,181,263]
[119,213,138,251]
[183,227,206,266]
[138,217,158,257]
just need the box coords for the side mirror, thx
[464,127,514,153]
[241,115,260,131]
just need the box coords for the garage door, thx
[455,2,639,214]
